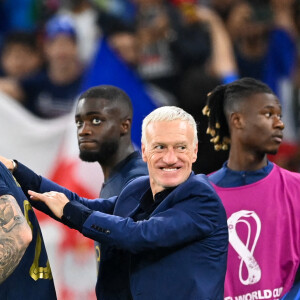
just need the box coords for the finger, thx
[28,190,47,201]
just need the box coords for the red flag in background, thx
[0,91,101,300]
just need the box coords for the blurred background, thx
[1,0,300,299]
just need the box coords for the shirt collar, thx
[222,160,273,176]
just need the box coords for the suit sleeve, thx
[13,161,117,214]
[80,187,224,254]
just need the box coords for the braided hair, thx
[202,77,275,151]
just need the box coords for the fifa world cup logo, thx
[228,210,261,285]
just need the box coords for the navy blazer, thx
[15,164,228,300]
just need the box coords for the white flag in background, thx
[0,91,103,300]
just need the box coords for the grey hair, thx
[141,106,198,146]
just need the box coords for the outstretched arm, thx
[28,184,226,255]
[0,156,117,214]
[0,194,32,284]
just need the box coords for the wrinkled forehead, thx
[145,120,195,142]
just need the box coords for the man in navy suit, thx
[4,106,228,299]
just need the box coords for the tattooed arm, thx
[0,194,32,284]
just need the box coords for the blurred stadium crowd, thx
[1,1,300,299]
[1,0,300,174]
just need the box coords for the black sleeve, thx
[61,201,93,232]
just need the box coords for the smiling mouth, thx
[161,167,180,172]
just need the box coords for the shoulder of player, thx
[275,163,300,180]
[274,164,300,190]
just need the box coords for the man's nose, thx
[274,116,285,130]
[78,123,92,135]
[162,148,178,164]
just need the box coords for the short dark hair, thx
[79,85,133,117]
[202,77,275,151]
[1,31,40,53]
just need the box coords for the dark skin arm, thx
[0,194,32,284]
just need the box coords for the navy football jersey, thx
[0,162,56,299]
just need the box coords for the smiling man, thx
[203,77,300,299]
[3,106,228,299]
[141,114,198,194]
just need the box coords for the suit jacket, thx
[14,164,228,300]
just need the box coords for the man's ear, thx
[192,143,198,163]
[141,143,147,162]
[120,118,131,135]
[230,112,244,129]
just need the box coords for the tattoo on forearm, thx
[0,195,24,232]
[0,236,23,282]
[0,194,28,283]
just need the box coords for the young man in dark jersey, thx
[74,85,148,298]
